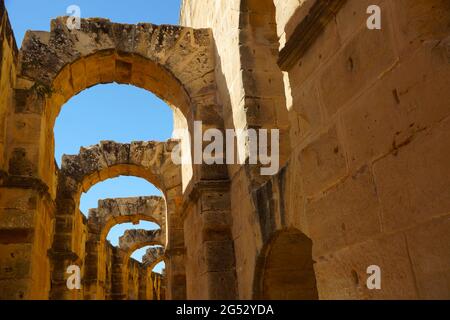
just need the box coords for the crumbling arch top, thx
[58,140,181,199]
[119,229,164,253]
[143,246,165,271]
[88,196,167,241]
[18,17,217,121]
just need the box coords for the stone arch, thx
[88,196,166,241]
[142,246,166,300]
[119,229,164,253]
[84,196,166,300]
[118,229,165,300]
[143,246,166,271]
[58,140,179,199]
[253,229,318,300]
[51,140,185,300]
[12,17,228,301]
[13,17,224,193]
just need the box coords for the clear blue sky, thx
[5,0,182,271]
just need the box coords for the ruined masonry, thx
[0,0,450,300]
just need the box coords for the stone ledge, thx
[278,0,347,71]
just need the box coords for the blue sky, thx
[5,0,182,271]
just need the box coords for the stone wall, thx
[0,1,55,300]
[1,0,449,300]
[0,0,16,172]
[181,0,291,300]
[181,0,450,300]
[276,0,450,299]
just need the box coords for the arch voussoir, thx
[119,229,164,253]
[143,246,165,270]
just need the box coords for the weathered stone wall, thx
[1,0,450,301]
[145,271,165,300]
[127,258,141,300]
[181,0,450,300]
[0,0,16,171]
[0,1,56,300]
[181,0,291,300]
[103,241,114,299]
[276,0,450,300]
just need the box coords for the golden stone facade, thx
[0,0,449,300]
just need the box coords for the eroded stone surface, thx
[1,0,450,301]
[119,229,164,252]
[143,246,165,268]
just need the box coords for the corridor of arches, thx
[49,70,174,299]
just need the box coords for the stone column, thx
[184,180,237,300]
[164,186,187,300]
[109,247,126,300]
[49,195,84,300]
[83,231,102,299]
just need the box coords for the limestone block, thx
[390,0,450,56]
[204,270,237,300]
[314,232,418,299]
[290,76,323,139]
[300,126,347,197]
[200,190,230,212]
[0,244,32,280]
[335,0,389,43]
[0,279,29,300]
[202,240,236,273]
[307,166,382,257]
[9,114,42,145]
[373,117,450,232]
[406,216,450,299]
[340,79,403,171]
[319,12,398,117]
[288,17,341,88]
[342,37,450,171]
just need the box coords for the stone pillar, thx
[164,246,186,300]
[0,182,55,299]
[48,194,84,300]
[83,232,102,299]
[164,186,187,300]
[109,247,126,300]
[184,180,237,300]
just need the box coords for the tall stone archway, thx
[6,17,232,300]
[51,140,184,299]
[14,17,224,189]
[85,196,166,300]
[141,247,166,300]
[119,229,164,300]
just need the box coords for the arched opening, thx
[79,176,168,300]
[46,50,194,192]
[121,238,165,300]
[152,261,166,274]
[54,84,173,168]
[15,15,218,300]
[130,245,167,300]
[254,229,318,300]
[80,176,163,216]
[52,153,178,299]
[140,245,166,274]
